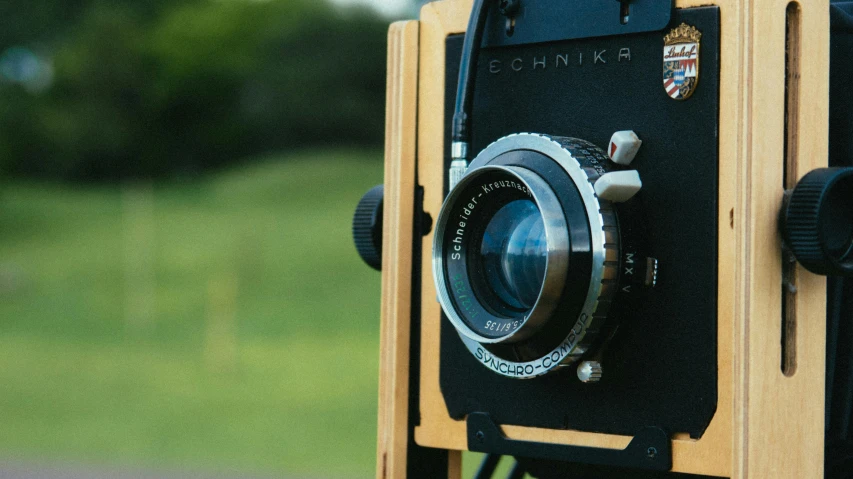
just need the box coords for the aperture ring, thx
[554,136,620,351]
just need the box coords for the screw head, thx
[475,431,485,443]
[577,361,603,383]
[647,446,658,458]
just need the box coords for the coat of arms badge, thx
[663,23,702,101]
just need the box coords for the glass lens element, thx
[479,199,547,310]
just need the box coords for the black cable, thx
[451,0,491,161]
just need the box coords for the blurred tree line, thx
[0,0,389,180]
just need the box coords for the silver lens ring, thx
[433,164,569,344]
[434,133,615,379]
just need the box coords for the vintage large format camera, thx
[353,0,853,477]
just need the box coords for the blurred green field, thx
[0,150,384,477]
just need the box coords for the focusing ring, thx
[433,133,621,378]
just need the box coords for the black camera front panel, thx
[439,7,720,438]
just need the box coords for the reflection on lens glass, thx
[480,199,547,310]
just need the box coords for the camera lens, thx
[433,134,625,378]
[479,199,547,310]
[433,164,569,344]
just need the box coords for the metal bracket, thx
[466,413,673,472]
[482,0,672,47]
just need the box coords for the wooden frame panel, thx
[377,20,464,479]
[377,20,419,479]
[738,0,827,476]
[375,0,830,477]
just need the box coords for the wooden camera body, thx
[373,0,839,477]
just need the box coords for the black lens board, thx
[439,7,720,439]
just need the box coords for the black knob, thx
[353,185,384,271]
[782,168,853,276]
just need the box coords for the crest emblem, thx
[663,23,702,100]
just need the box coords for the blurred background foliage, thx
[0,0,388,180]
[0,0,499,477]
[0,0,406,477]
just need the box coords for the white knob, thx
[594,171,642,203]
[608,130,642,165]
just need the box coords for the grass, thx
[0,149,385,477]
